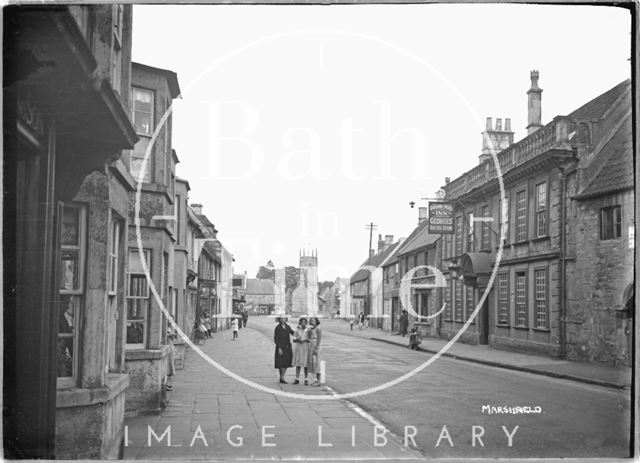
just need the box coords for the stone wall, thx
[566,189,634,365]
[55,373,129,459]
[124,346,170,413]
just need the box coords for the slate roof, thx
[576,115,634,199]
[568,79,631,121]
[396,219,440,256]
[350,241,403,283]
[245,278,276,295]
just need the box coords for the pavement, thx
[333,318,632,390]
[123,323,424,461]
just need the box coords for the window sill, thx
[495,323,510,328]
[512,325,529,330]
[513,240,529,246]
[532,327,550,332]
[56,373,130,409]
[530,236,550,243]
[125,345,171,361]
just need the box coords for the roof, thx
[395,220,439,257]
[568,79,631,121]
[350,241,403,283]
[576,115,633,199]
[132,61,181,99]
[175,177,191,191]
[245,278,275,295]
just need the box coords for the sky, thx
[131,3,631,281]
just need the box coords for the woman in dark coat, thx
[274,316,294,383]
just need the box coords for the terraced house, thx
[441,72,633,366]
[5,5,138,458]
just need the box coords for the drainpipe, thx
[559,167,567,358]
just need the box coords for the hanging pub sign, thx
[428,202,455,234]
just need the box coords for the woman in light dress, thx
[307,317,323,386]
[292,317,310,385]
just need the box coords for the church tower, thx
[292,249,319,316]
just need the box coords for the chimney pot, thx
[486,117,492,130]
[445,177,450,184]
[418,207,429,224]
[527,70,543,134]
[496,118,502,131]
[505,118,512,132]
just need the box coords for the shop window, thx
[515,271,527,327]
[600,206,622,240]
[497,273,509,325]
[535,182,547,237]
[535,269,548,329]
[516,190,528,242]
[126,249,150,347]
[58,204,87,384]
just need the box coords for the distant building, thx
[292,250,319,317]
[244,278,277,315]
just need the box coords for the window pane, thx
[516,273,527,326]
[126,321,145,344]
[498,274,508,324]
[62,207,80,245]
[128,249,148,274]
[134,113,152,135]
[57,336,74,377]
[516,191,527,241]
[535,270,547,328]
[60,250,79,290]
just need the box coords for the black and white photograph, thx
[3,1,637,460]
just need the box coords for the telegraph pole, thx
[365,222,377,257]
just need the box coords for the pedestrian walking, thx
[358,311,365,330]
[242,310,248,328]
[231,317,239,340]
[307,317,323,386]
[398,309,409,337]
[274,316,294,383]
[292,317,310,385]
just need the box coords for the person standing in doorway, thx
[274,316,294,383]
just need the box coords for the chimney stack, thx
[191,203,203,215]
[377,233,386,253]
[445,177,450,185]
[526,70,543,135]
[384,234,394,246]
[480,116,515,163]
[418,207,429,224]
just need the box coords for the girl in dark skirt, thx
[274,316,294,383]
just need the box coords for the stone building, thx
[292,250,320,317]
[440,71,633,365]
[124,62,181,413]
[393,215,441,338]
[4,5,137,458]
[349,236,401,328]
[244,278,277,314]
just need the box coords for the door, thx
[391,297,398,332]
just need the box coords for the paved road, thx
[249,316,631,459]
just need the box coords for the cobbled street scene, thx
[3,2,636,461]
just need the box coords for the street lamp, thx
[448,258,461,280]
